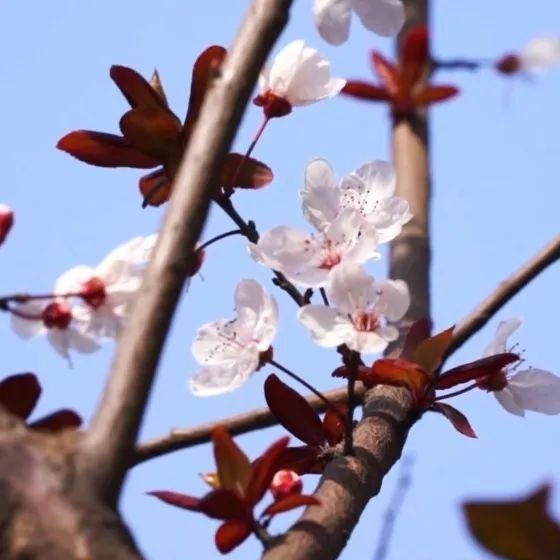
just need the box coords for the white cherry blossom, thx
[314,0,405,46]
[256,40,345,116]
[250,208,379,288]
[301,158,411,243]
[189,279,278,396]
[54,234,157,339]
[520,36,560,72]
[483,318,560,417]
[297,263,409,353]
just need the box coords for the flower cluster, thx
[496,36,560,75]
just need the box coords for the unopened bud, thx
[270,470,302,501]
[496,54,521,75]
[80,277,107,309]
[0,204,14,246]
[42,302,72,330]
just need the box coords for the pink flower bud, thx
[270,470,302,501]
[0,205,14,246]
[42,302,72,330]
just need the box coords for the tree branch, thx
[79,0,293,503]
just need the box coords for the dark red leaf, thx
[322,403,347,446]
[139,167,172,208]
[110,65,166,109]
[148,490,202,512]
[401,318,431,360]
[221,153,274,189]
[198,489,247,520]
[371,53,400,95]
[0,206,14,246]
[274,446,321,475]
[264,374,325,448]
[411,326,454,375]
[215,519,252,554]
[262,494,319,517]
[29,409,82,432]
[0,373,41,420]
[431,402,477,438]
[183,45,228,142]
[369,358,429,396]
[436,353,519,390]
[415,85,459,106]
[149,69,169,108]
[212,426,252,495]
[57,130,159,168]
[400,25,429,91]
[119,107,182,165]
[246,435,290,506]
[342,81,392,102]
[464,485,560,560]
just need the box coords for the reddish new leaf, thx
[119,107,182,165]
[246,435,290,506]
[274,446,322,475]
[264,374,325,448]
[198,489,247,520]
[464,485,560,560]
[369,358,429,396]
[400,25,429,92]
[221,153,274,189]
[57,130,159,168]
[342,81,392,102]
[371,52,400,95]
[212,426,252,495]
[431,402,477,438]
[322,403,347,446]
[436,353,519,390]
[110,65,166,109]
[401,318,431,360]
[215,519,252,554]
[411,326,454,375]
[148,490,202,512]
[29,409,82,432]
[0,373,41,420]
[262,494,319,517]
[149,69,169,108]
[183,45,227,142]
[139,167,172,207]
[415,85,459,107]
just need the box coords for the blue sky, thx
[0,1,559,558]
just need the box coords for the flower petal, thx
[374,279,410,322]
[301,158,340,231]
[298,305,353,348]
[508,368,560,415]
[313,0,352,46]
[494,386,525,417]
[352,0,405,38]
[189,361,258,397]
[483,318,522,357]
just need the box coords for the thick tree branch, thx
[79,0,293,502]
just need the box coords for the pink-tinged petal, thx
[373,279,410,322]
[342,80,392,102]
[352,0,405,37]
[262,494,319,517]
[148,490,202,512]
[54,266,95,295]
[483,318,522,357]
[0,373,41,420]
[10,301,46,339]
[29,409,82,432]
[215,519,252,554]
[415,85,459,107]
[198,489,248,520]
[297,305,353,348]
[189,361,258,397]
[520,36,560,72]
[494,386,525,417]
[110,65,166,109]
[57,131,159,168]
[328,262,376,314]
[431,402,477,438]
[508,368,560,415]
[313,0,352,46]
[301,158,340,231]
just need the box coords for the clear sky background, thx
[1,1,559,559]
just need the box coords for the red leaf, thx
[464,485,560,560]
[0,373,41,420]
[264,374,326,448]
[110,65,166,109]
[198,489,247,520]
[371,53,400,95]
[0,205,14,246]
[415,85,459,107]
[183,45,227,143]
[57,130,159,168]
[262,494,319,517]
[246,435,290,506]
[431,402,477,438]
[148,490,202,512]
[220,153,274,189]
[411,326,454,375]
[212,426,252,495]
[436,353,519,390]
[215,519,252,554]
[274,446,321,475]
[342,81,392,102]
[369,358,429,396]
[401,318,431,360]
[400,25,429,91]
[29,409,82,432]
[119,107,182,166]
[149,69,169,108]
[139,168,172,208]
[322,403,347,446]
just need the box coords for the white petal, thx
[494,386,525,417]
[347,329,392,354]
[314,0,352,46]
[301,158,340,231]
[328,262,376,315]
[47,330,71,360]
[342,223,380,264]
[189,359,257,396]
[508,368,560,415]
[297,305,353,347]
[192,320,254,365]
[521,36,560,72]
[373,197,412,243]
[10,301,46,339]
[374,279,410,322]
[54,266,95,295]
[351,0,405,37]
[483,317,522,357]
[68,328,101,354]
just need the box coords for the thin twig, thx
[79,0,294,502]
[198,229,242,251]
[433,382,477,401]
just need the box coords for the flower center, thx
[319,241,342,270]
[477,370,508,391]
[351,312,380,333]
[42,302,72,330]
[81,277,106,309]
